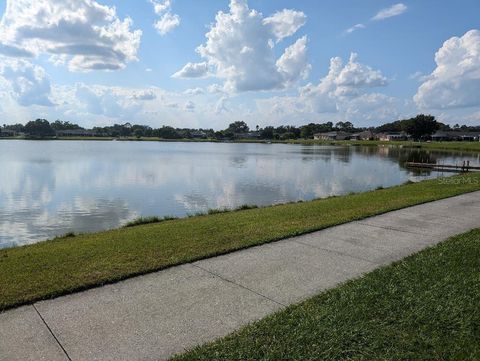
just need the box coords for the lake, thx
[1,140,479,248]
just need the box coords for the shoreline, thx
[1,172,480,312]
[2,136,480,153]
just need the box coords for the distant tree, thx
[300,124,316,139]
[51,120,83,130]
[375,120,403,133]
[24,119,55,137]
[156,126,181,139]
[401,114,440,140]
[280,132,297,140]
[131,125,153,137]
[335,121,354,131]
[118,124,132,137]
[260,126,275,139]
[213,130,224,140]
[222,130,235,140]
[437,122,451,131]
[4,123,25,132]
[227,121,249,134]
[284,126,301,139]
[300,122,334,139]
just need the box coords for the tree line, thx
[2,115,480,140]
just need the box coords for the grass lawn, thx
[1,173,480,312]
[282,139,480,152]
[173,228,480,361]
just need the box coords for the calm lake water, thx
[1,140,479,248]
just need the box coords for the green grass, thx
[281,139,480,152]
[403,141,480,152]
[1,173,480,312]
[173,228,480,361]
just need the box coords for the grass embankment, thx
[283,139,480,152]
[173,229,480,361]
[1,174,480,312]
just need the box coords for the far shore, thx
[2,135,480,153]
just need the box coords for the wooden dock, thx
[405,162,480,173]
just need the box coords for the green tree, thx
[24,119,55,137]
[4,123,25,132]
[401,114,440,140]
[260,126,274,139]
[300,122,334,139]
[156,126,181,139]
[51,120,82,130]
[227,121,249,134]
[335,121,354,131]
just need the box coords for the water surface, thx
[1,140,478,248]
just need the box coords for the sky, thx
[0,0,479,130]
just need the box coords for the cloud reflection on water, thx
[0,141,478,247]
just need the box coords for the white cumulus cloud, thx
[172,62,210,78]
[372,3,407,21]
[132,89,157,101]
[0,0,142,72]
[149,0,181,35]
[276,36,311,84]
[0,59,54,106]
[75,84,143,118]
[257,52,394,125]
[415,30,480,109]
[174,0,310,92]
[263,9,307,42]
[215,96,229,114]
[300,52,388,112]
[183,87,205,96]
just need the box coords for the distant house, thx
[376,132,409,141]
[55,129,96,137]
[350,130,373,141]
[314,131,351,141]
[431,131,480,142]
[0,128,17,137]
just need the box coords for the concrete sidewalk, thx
[1,192,479,361]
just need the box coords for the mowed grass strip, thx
[1,173,480,311]
[284,139,480,152]
[172,228,480,361]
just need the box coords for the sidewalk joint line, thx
[32,304,72,361]
[355,222,429,236]
[191,264,287,308]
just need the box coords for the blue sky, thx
[0,0,479,129]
